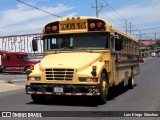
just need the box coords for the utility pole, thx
[154,33,157,41]
[93,0,106,17]
[139,30,141,45]
[96,0,98,17]
[125,19,128,33]
[139,30,142,39]
[139,30,142,56]
[129,22,132,35]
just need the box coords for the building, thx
[139,40,156,57]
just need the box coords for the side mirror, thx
[115,35,123,51]
[32,39,38,51]
[26,69,32,75]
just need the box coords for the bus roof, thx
[47,16,110,24]
[111,25,139,42]
[43,16,138,42]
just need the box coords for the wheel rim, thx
[132,77,134,87]
[102,79,107,96]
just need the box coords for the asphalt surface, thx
[0,73,26,85]
[0,57,160,120]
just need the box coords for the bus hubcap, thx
[102,80,106,96]
[132,78,134,87]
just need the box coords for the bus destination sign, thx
[60,21,87,31]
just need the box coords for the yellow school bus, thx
[26,16,139,104]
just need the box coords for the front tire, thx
[0,69,3,74]
[0,66,4,74]
[98,73,109,104]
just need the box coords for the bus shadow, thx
[27,96,99,107]
[107,84,138,101]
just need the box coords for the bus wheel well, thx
[131,66,133,70]
[102,69,109,83]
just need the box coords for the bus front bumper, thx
[26,84,101,96]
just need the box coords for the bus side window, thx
[110,36,115,50]
[115,34,123,51]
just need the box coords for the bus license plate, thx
[54,87,63,93]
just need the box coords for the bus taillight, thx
[44,21,59,33]
[45,26,51,32]
[97,22,103,29]
[88,19,106,31]
[89,23,96,29]
[52,26,57,31]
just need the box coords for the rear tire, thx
[31,95,46,103]
[128,70,134,89]
[98,73,109,104]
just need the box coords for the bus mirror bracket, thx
[26,69,32,75]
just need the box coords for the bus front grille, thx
[45,68,74,81]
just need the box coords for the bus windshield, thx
[43,32,109,51]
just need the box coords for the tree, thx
[156,40,160,47]
[149,44,158,50]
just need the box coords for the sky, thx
[0,0,160,39]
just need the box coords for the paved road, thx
[0,57,160,120]
[0,73,26,85]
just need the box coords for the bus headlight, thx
[27,77,41,81]
[79,77,98,82]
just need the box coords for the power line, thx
[102,0,141,35]
[92,0,107,17]
[132,26,160,33]
[101,0,131,34]
[17,0,62,18]
[103,0,125,21]
[139,26,160,31]
[100,0,159,39]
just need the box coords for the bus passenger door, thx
[110,35,117,85]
